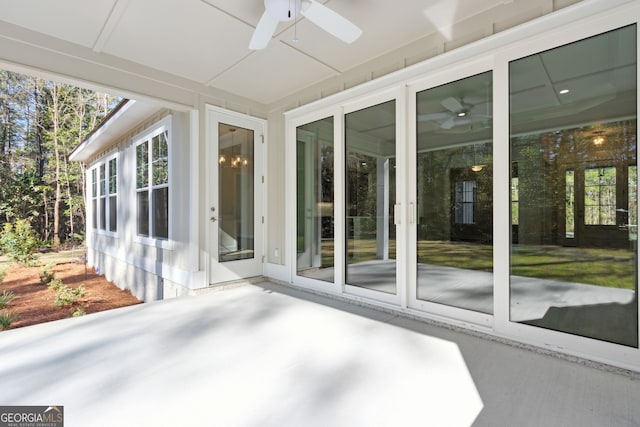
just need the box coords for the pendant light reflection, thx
[219,128,249,168]
[470,144,485,172]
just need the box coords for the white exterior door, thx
[207,106,265,283]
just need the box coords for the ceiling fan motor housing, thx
[265,0,302,21]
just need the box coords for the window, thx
[584,166,616,226]
[89,157,117,233]
[108,158,117,232]
[454,180,476,224]
[91,168,97,229]
[99,164,106,230]
[136,129,169,239]
[565,170,574,238]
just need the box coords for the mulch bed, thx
[1,261,141,330]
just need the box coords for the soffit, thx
[0,0,568,105]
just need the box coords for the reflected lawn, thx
[511,245,635,290]
[321,239,636,290]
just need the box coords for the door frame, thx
[341,87,406,306]
[406,59,495,328]
[205,105,266,284]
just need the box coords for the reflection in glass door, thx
[345,100,397,294]
[218,123,254,262]
[415,72,494,313]
[296,117,335,282]
[509,25,638,347]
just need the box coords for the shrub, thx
[47,278,64,292]
[0,291,15,309]
[0,269,4,285]
[0,310,17,330]
[70,308,86,317]
[0,220,40,266]
[54,284,86,307]
[39,264,56,285]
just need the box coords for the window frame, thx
[133,117,172,249]
[285,3,640,370]
[584,166,617,226]
[89,152,119,238]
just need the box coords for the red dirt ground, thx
[0,261,141,330]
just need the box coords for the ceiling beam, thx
[93,0,132,53]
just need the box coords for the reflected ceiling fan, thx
[249,0,362,50]
[419,96,491,129]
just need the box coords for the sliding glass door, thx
[287,14,640,368]
[296,117,335,283]
[345,99,398,296]
[509,25,638,347]
[414,72,494,314]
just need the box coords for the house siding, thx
[86,109,197,301]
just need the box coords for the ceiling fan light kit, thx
[265,0,301,21]
[250,0,362,50]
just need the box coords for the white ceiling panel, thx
[275,0,515,72]
[200,0,264,26]
[102,0,254,83]
[208,41,337,104]
[0,0,588,106]
[277,0,438,72]
[0,0,117,48]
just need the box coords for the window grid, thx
[455,180,477,225]
[136,129,169,239]
[584,166,616,226]
[108,158,117,232]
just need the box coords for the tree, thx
[0,70,120,248]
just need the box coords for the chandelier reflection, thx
[218,128,249,168]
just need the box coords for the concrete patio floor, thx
[0,281,639,426]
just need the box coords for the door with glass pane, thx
[509,25,638,347]
[208,108,264,283]
[345,99,399,297]
[411,71,494,316]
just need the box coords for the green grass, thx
[511,245,634,289]
[0,291,15,309]
[315,238,635,290]
[0,247,85,269]
[0,311,17,330]
[417,240,493,272]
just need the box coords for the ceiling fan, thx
[250,0,362,50]
[419,97,492,129]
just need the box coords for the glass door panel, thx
[345,100,397,294]
[509,25,638,347]
[296,117,335,282]
[218,123,255,262]
[416,71,494,313]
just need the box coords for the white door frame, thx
[205,105,266,284]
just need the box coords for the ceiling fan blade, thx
[301,0,362,44]
[441,117,456,129]
[249,11,279,50]
[441,97,464,112]
[418,112,451,121]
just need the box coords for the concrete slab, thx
[0,283,480,427]
[0,281,639,426]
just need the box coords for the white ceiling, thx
[0,0,528,105]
